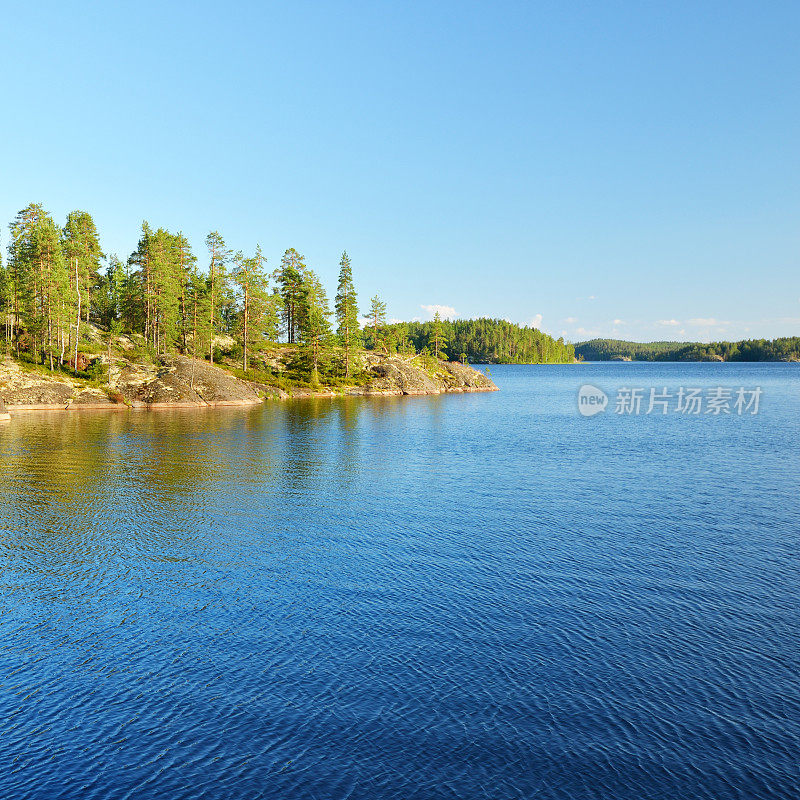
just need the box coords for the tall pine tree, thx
[301,270,333,383]
[205,231,231,363]
[428,310,448,359]
[334,251,359,377]
[275,248,307,344]
[232,245,273,371]
[368,294,387,352]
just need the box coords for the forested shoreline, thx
[1,204,574,383]
[383,319,575,364]
[575,338,800,362]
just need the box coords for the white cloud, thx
[588,295,596,301]
[420,304,456,320]
[613,319,625,326]
[657,319,681,327]
[687,317,721,326]
[564,316,578,324]
[529,314,543,328]
[575,326,600,338]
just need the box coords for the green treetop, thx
[428,310,449,359]
[205,231,231,363]
[232,244,275,371]
[275,248,308,344]
[9,203,69,367]
[334,250,360,376]
[62,210,103,325]
[301,270,333,383]
[368,294,387,352]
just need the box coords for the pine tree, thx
[301,270,333,382]
[186,270,212,362]
[119,257,142,334]
[94,255,126,328]
[232,244,271,371]
[39,215,68,370]
[428,310,448,359]
[205,231,230,363]
[9,204,69,368]
[62,211,103,325]
[368,294,387,352]
[0,259,11,355]
[151,228,184,355]
[275,248,307,344]
[174,232,196,353]
[334,251,360,377]
[127,222,154,345]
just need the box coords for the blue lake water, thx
[1,362,799,799]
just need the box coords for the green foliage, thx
[8,203,70,366]
[62,209,103,324]
[227,363,291,391]
[301,270,334,379]
[205,231,232,362]
[365,294,387,351]
[428,311,448,359]
[126,223,198,356]
[334,251,360,375]
[574,337,800,362]
[232,245,277,370]
[2,202,605,389]
[275,248,308,344]
[383,317,576,363]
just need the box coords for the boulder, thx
[4,382,74,408]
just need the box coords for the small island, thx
[0,204,595,411]
[0,204,513,412]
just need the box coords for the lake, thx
[1,363,798,799]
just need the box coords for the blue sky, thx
[2,1,798,342]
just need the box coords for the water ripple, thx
[0,364,799,798]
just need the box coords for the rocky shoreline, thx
[0,353,497,413]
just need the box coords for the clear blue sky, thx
[2,1,798,342]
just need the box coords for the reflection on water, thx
[1,367,799,800]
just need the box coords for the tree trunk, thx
[74,258,81,375]
[243,283,249,372]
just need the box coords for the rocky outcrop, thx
[0,352,496,412]
[440,361,498,392]
[348,358,441,396]
[71,389,121,408]
[4,380,75,409]
[0,355,263,411]
[345,354,497,396]
[118,356,263,408]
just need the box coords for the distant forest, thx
[575,338,800,362]
[382,319,576,364]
